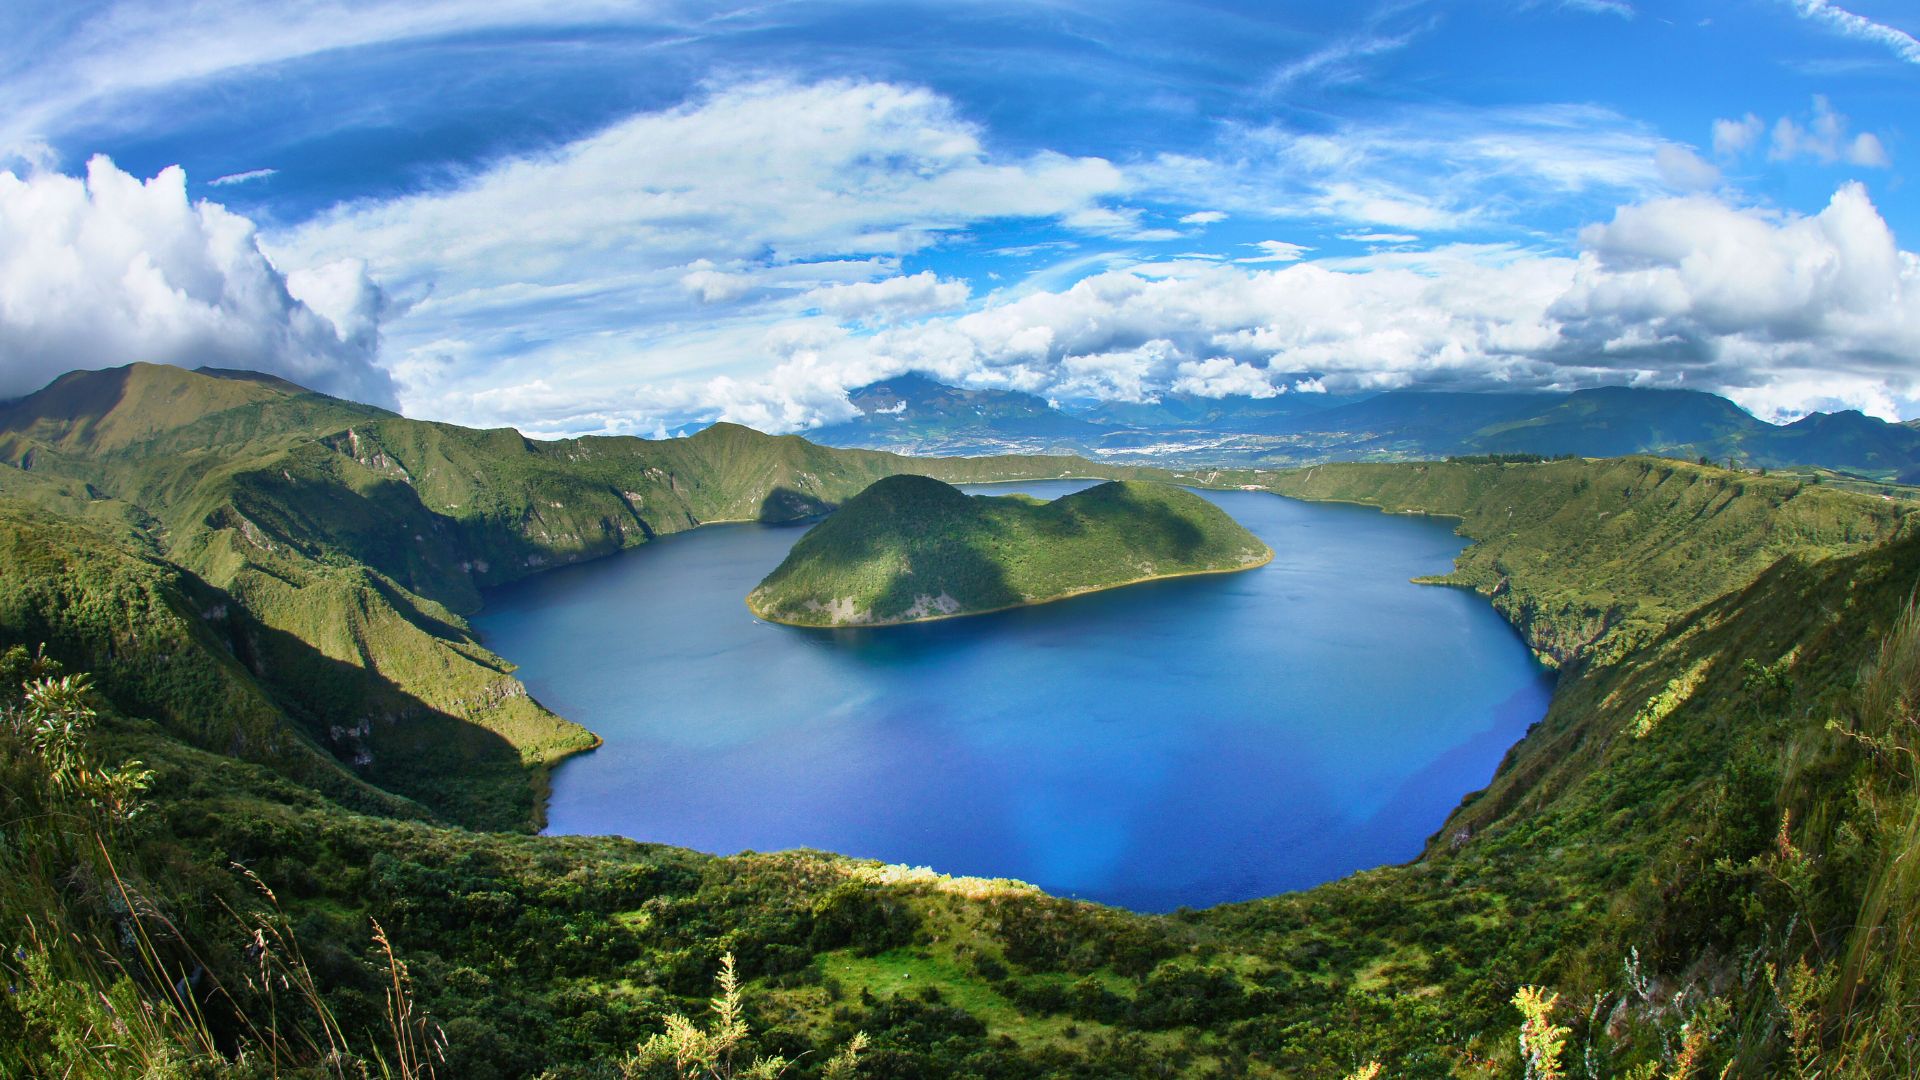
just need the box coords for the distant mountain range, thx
[808,374,1920,482]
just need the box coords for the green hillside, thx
[0,363,1158,829]
[747,477,1271,626]
[6,365,1920,1078]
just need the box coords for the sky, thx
[0,1,1916,434]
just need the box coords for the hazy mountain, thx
[1462,387,1765,458]
[807,372,1101,454]
[803,374,1920,480]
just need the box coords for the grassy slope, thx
[0,364,1161,829]
[747,476,1271,626]
[31,512,1916,1076]
[1246,457,1910,663]
[6,367,1920,1076]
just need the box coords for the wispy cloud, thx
[265,78,1144,427]
[1781,0,1920,64]
[1263,28,1419,94]
[1235,240,1313,263]
[208,167,278,186]
[1141,102,1673,233]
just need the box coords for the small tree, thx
[623,954,864,1080]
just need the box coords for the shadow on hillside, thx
[1078,484,1208,559]
[759,485,836,521]
[230,613,535,832]
[228,465,486,613]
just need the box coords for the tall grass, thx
[0,650,443,1078]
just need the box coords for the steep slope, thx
[747,477,1271,626]
[1256,456,1911,663]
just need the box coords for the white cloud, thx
[1339,231,1420,244]
[1237,240,1313,263]
[1846,131,1891,168]
[0,1,679,162]
[0,156,394,404]
[1264,29,1418,93]
[208,167,277,187]
[1557,0,1634,17]
[1780,0,1920,65]
[711,184,1916,429]
[1768,96,1892,166]
[1143,102,1672,234]
[1171,357,1280,398]
[680,264,755,304]
[1552,182,1918,410]
[1654,144,1720,190]
[432,179,1919,433]
[270,78,1137,423]
[802,271,969,322]
[1179,210,1227,225]
[1712,114,1764,158]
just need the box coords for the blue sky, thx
[0,0,1915,432]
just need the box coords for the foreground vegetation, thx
[4,364,1920,1076]
[747,476,1270,626]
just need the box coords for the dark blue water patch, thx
[474,483,1553,912]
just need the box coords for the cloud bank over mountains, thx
[0,157,394,406]
[1,1,1916,433]
[3,105,1914,430]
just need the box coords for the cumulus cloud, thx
[1712,114,1764,158]
[1179,210,1227,225]
[412,179,1918,433]
[1767,96,1891,166]
[1171,357,1280,398]
[802,272,969,322]
[1551,182,1917,412]
[0,156,394,404]
[1654,144,1720,190]
[695,183,1917,429]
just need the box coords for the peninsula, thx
[746,475,1273,626]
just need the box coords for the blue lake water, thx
[474,482,1553,912]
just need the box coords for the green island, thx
[746,475,1272,627]
[4,363,1920,1078]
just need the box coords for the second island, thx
[747,475,1274,627]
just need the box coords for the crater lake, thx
[474,482,1553,912]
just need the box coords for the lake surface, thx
[475,482,1552,912]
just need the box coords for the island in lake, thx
[747,475,1274,626]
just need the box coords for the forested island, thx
[745,475,1272,626]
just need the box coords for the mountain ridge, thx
[807,373,1920,480]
